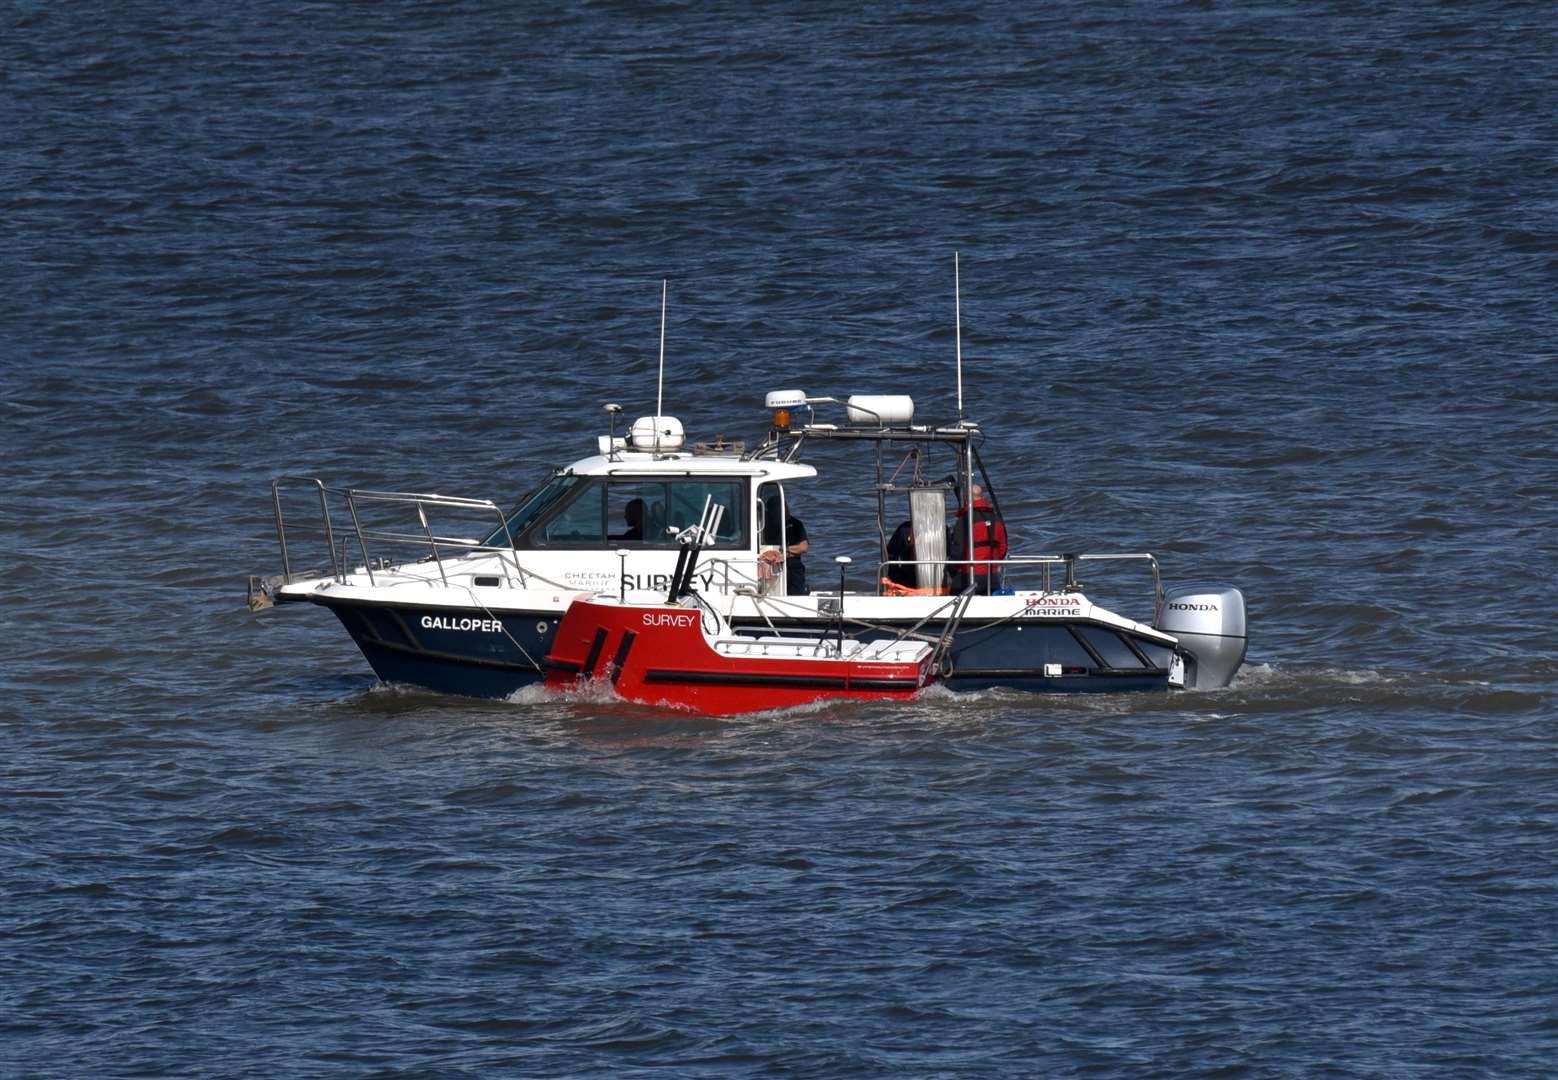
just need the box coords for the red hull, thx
[543,596,933,715]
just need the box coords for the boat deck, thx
[712,635,931,664]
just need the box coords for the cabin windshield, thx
[529,476,754,551]
[481,475,582,547]
[499,475,751,549]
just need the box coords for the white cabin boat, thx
[250,393,1246,700]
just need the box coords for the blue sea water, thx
[4,2,1557,1076]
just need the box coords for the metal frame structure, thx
[269,478,522,589]
[745,415,1162,612]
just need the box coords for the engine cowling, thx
[1156,585,1247,689]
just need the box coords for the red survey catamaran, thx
[543,501,938,714]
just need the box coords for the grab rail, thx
[270,476,345,585]
[267,478,524,589]
[878,552,1162,611]
[344,488,520,588]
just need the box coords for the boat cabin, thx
[475,416,819,597]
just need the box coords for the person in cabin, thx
[761,495,810,595]
[885,519,917,588]
[613,498,645,541]
[948,483,1008,594]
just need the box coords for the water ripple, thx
[6,1,1558,1076]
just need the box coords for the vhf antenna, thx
[655,279,667,454]
[657,279,667,420]
[954,252,964,422]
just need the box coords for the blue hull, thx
[319,598,555,699]
[314,597,1172,700]
[755,616,1173,695]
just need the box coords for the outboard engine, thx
[1156,584,1247,689]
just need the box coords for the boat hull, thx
[730,615,1174,694]
[310,595,1171,700]
[543,598,932,715]
[318,596,556,698]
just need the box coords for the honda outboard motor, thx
[1156,585,1247,689]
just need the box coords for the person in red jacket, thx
[949,484,1008,594]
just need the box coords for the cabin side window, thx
[606,481,666,544]
[519,477,749,549]
[536,482,606,545]
[482,475,582,547]
[665,479,748,549]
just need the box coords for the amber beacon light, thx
[765,389,807,432]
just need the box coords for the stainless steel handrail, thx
[346,488,509,511]
[344,488,519,589]
[877,552,1161,610]
[267,479,524,591]
[270,476,342,585]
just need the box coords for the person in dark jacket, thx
[885,519,917,588]
[612,498,645,541]
[761,496,810,595]
[948,484,1007,594]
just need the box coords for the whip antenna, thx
[954,252,964,421]
[654,278,667,454]
[657,279,667,420]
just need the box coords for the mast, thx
[657,278,667,420]
[656,279,667,453]
[955,253,974,586]
[954,252,964,422]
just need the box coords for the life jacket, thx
[955,497,1007,578]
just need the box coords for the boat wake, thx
[508,677,625,708]
[1231,661,1392,689]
